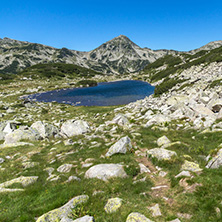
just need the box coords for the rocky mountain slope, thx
[1,35,222,75]
[2,37,222,221]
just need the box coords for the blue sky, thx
[1,0,222,51]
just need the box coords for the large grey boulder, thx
[105,136,132,157]
[61,120,90,137]
[4,126,41,144]
[126,212,153,222]
[206,148,222,169]
[85,164,127,181]
[36,195,89,222]
[147,148,177,161]
[31,121,59,138]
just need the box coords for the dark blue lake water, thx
[27,80,154,106]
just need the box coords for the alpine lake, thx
[26,80,155,106]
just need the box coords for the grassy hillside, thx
[141,46,222,96]
[18,63,102,80]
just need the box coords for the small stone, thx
[175,171,191,178]
[44,167,55,175]
[159,171,167,177]
[157,135,171,147]
[92,190,105,196]
[57,164,73,173]
[104,197,122,213]
[139,163,151,174]
[177,213,192,219]
[67,176,81,182]
[148,203,162,217]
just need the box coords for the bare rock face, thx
[61,120,90,137]
[85,164,127,181]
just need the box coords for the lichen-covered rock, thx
[31,121,59,138]
[157,135,171,147]
[0,176,38,188]
[104,197,122,213]
[105,136,132,157]
[147,148,177,161]
[206,148,222,169]
[4,126,41,144]
[126,212,153,222]
[57,164,73,173]
[36,195,89,222]
[148,203,162,217]
[73,215,94,222]
[85,164,127,181]
[61,120,90,137]
[181,160,202,172]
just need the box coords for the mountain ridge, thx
[0,35,222,75]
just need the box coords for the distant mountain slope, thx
[0,35,222,75]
